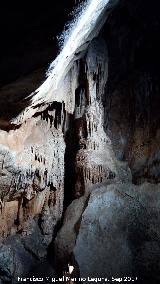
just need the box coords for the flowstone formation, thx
[0,0,160,283]
[74,38,131,198]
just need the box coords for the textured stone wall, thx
[0,0,160,282]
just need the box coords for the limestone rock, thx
[0,218,54,283]
[72,182,160,283]
[55,191,90,269]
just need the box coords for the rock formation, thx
[0,0,160,283]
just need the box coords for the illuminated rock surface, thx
[0,0,160,283]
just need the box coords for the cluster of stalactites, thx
[83,38,109,146]
[77,165,115,185]
[0,104,66,203]
[74,38,119,191]
[75,89,86,119]
[12,62,80,126]
[19,116,65,190]
[86,38,108,104]
[1,38,109,198]
[7,36,110,196]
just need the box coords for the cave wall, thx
[0,0,160,283]
[101,0,160,184]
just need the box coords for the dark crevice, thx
[63,58,89,210]
[63,113,79,210]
